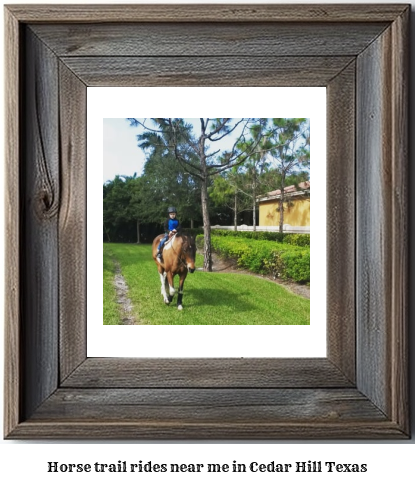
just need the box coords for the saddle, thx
[163,233,176,249]
[157,234,176,262]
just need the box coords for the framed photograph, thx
[92,93,324,358]
[4,4,409,439]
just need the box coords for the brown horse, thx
[152,232,196,310]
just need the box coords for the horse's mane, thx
[175,231,196,255]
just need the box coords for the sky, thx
[103,118,146,183]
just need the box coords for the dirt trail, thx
[113,260,137,325]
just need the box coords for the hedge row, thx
[209,229,310,247]
[183,228,310,247]
[196,234,310,283]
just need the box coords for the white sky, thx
[103,118,146,183]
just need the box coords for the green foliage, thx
[283,233,310,247]
[200,235,310,283]
[103,175,143,242]
[195,234,205,249]
[264,249,310,283]
[209,229,310,247]
[138,137,203,226]
[208,174,236,206]
[210,229,284,242]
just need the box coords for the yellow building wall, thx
[259,198,310,227]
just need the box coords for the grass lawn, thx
[103,243,310,325]
[103,249,122,325]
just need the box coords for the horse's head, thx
[180,234,196,273]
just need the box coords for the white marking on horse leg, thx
[159,272,169,303]
[177,304,183,311]
[169,285,176,296]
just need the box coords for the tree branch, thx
[205,118,232,139]
[207,118,247,142]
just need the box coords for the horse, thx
[152,232,196,310]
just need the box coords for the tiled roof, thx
[265,181,310,196]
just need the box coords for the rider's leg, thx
[157,235,168,258]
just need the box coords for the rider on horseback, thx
[156,206,181,261]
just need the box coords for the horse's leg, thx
[166,271,175,303]
[159,271,170,304]
[165,274,173,303]
[177,273,186,310]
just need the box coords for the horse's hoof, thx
[164,299,170,305]
[177,305,183,311]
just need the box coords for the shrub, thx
[210,229,309,247]
[211,229,285,242]
[264,248,310,282]
[195,234,204,249]
[207,235,309,283]
[283,233,310,247]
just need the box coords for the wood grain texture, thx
[326,62,356,383]
[32,388,386,422]
[4,6,21,438]
[6,4,409,23]
[61,56,354,87]
[31,22,388,57]
[357,34,387,413]
[62,358,352,388]
[7,422,406,441]
[58,63,87,381]
[356,26,395,418]
[356,9,408,427]
[389,8,409,432]
[22,28,60,420]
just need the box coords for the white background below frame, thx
[87,87,326,358]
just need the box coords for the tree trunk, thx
[190,219,194,229]
[200,179,212,271]
[234,190,238,231]
[252,174,257,231]
[279,190,284,234]
[104,224,111,242]
[136,220,141,243]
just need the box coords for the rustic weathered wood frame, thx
[4,4,409,439]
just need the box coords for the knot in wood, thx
[37,188,59,219]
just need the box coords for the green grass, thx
[103,243,310,325]
[103,248,122,325]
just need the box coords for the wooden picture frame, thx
[4,4,409,439]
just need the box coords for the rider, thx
[156,206,181,260]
